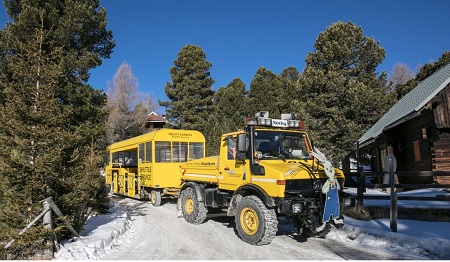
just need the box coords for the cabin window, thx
[155,142,171,162]
[413,140,421,162]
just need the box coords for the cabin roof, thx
[146,112,167,123]
[358,63,450,147]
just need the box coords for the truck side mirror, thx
[235,133,247,160]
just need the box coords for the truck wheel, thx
[235,195,277,245]
[150,190,161,207]
[180,187,207,224]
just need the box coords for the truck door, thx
[219,136,247,190]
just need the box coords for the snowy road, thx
[98,197,426,260]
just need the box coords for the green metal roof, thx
[358,63,450,147]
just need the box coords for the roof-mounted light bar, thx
[247,111,305,129]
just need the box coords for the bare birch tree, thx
[106,62,156,143]
[389,63,416,89]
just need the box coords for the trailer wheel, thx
[235,195,277,245]
[180,187,207,224]
[150,190,161,207]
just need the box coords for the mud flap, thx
[176,197,182,217]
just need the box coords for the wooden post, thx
[42,200,53,231]
[356,141,360,174]
[357,174,364,208]
[42,200,55,258]
[383,148,397,232]
[44,198,79,237]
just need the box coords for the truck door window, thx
[227,137,237,160]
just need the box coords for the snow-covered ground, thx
[54,188,450,260]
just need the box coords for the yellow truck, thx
[178,112,354,245]
[105,129,205,206]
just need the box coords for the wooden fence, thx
[3,197,79,258]
[346,158,450,232]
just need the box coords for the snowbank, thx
[54,201,132,260]
[54,188,450,260]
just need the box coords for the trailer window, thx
[146,142,152,162]
[112,151,137,166]
[105,151,110,166]
[139,144,144,162]
[173,142,188,162]
[155,142,171,162]
[189,142,203,160]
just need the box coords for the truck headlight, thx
[292,203,302,213]
[255,151,263,159]
[343,197,355,207]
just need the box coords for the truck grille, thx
[285,178,343,196]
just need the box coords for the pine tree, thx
[279,66,301,114]
[299,21,395,165]
[0,0,114,257]
[248,67,283,117]
[205,78,248,155]
[159,44,214,134]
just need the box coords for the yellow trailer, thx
[105,129,205,206]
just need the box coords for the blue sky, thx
[1,1,449,113]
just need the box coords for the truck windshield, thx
[254,131,311,160]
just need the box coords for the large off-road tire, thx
[180,187,207,224]
[150,190,161,207]
[235,195,278,245]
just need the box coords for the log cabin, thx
[357,63,450,185]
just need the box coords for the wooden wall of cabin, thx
[380,110,436,184]
[362,85,450,185]
[431,84,450,184]
[432,132,450,184]
[432,84,450,129]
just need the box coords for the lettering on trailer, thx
[139,166,152,181]
[271,119,288,127]
[168,132,193,139]
[139,166,151,173]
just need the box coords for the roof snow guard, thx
[358,63,450,147]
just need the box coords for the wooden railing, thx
[346,166,450,232]
[3,197,79,258]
